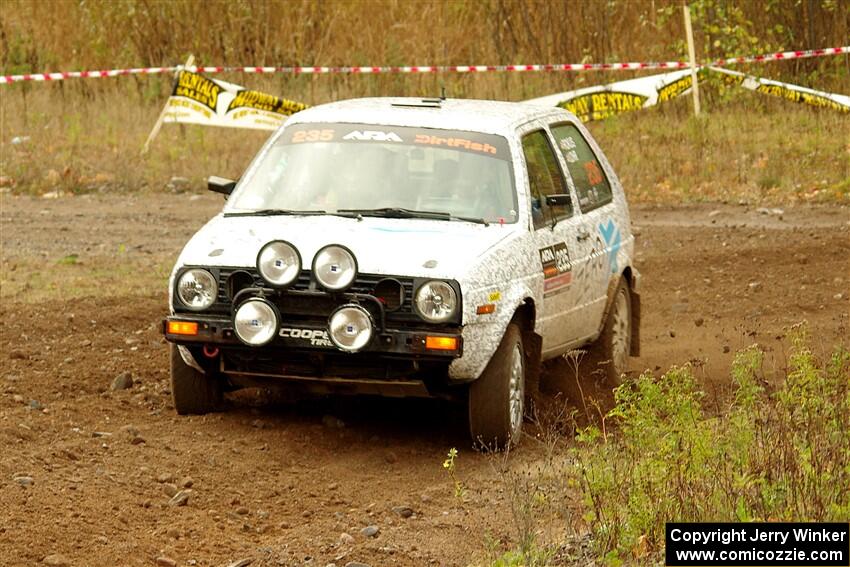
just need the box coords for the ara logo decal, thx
[539,242,573,297]
[598,220,622,274]
[342,130,403,142]
[279,327,333,347]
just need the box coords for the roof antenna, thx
[440,84,446,101]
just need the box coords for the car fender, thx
[449,286,538,381]
[449,234,542,381]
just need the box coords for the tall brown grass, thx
[2,0,848,77]
[0,0,848,200]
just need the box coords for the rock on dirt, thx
[155,557,177,567]
[119,424,144,445]
[42,554,70,566]
[340,532,355,545]
[361,525,379,538]
[392,506,413,518]
[13,475,34,486]
[168,490,191,506]
[111,371,133,390]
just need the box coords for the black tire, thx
[586,278,632,387]
[170,344,222,415]
[469,323,525,450]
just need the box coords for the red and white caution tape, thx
[710,46,848,66]
[0,66,177,84]
[2,46,847,85]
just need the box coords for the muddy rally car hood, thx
[177,214,520,280]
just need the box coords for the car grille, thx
[213,267,419,322]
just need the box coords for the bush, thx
[571,329,850,563]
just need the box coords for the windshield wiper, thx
[224,209,358,218]
[338,207,489,226]
[450,215,490,227]
[338,207,448,219]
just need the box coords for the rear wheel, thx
[170,344,222,414]
[468,323,525,450]
[587,279,632,387]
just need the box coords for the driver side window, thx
[521,130,572,230]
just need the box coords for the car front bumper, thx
[163,315,463,359]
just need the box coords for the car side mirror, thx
[208,176,236,196]
[545,194,571,207]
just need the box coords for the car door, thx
[518,125,585,355]
[549,121,620,340]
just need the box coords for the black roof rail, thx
[391,98,443,109]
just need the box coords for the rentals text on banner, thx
[163,70,309,131]
[524,69,704,121]
[711,67,850,113]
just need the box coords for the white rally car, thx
[163,97,640,448]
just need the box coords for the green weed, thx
[570,328,850,562]
[443,447,467,503]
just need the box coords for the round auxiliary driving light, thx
[233,299,279,346]
[415,280,458,323]
[257,240,301,287]
[177,269,218,311]
[328,305,373,353]
[313,245,357,291]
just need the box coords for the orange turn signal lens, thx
[168,321,198,336]
[425,336,458,351]
[476,304,496,315]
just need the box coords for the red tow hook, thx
[203,345,220,358]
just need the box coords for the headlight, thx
[415,280,457,323]
[328,304,373,352]
[176,269,217,311]
[257,240,301,287]
[313,245,357,291]
[233,298,278,346]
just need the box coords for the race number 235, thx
[291,129,334,143]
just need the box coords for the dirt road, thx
[1,194,848,566]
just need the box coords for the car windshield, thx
[225,123,518,224]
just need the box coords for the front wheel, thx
[170,344,223,415]
[468,323,525,450]
[587,279,632,387]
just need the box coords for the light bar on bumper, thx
[162,316,462,357]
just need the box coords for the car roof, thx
[287,97,567,137]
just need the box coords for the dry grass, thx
[1,0,848,201]
[593,94,850,204]
[1,79,847,204]
[2,1,847,74]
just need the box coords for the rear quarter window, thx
[550,123,613,213]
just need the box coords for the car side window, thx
[550,123,613,213]
[521,130,572,229]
